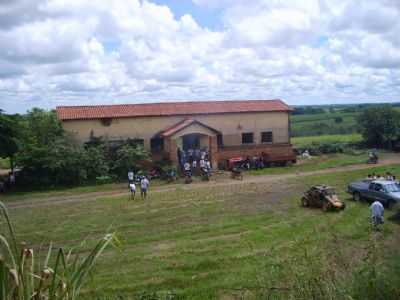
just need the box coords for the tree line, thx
[0,108,150,188]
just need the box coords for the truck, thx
[347,179,400,208]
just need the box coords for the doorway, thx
[182,133,200,151]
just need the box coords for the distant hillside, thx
[290,103,400,137]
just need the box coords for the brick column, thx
[209,135,219,169]
[168,138,178,165]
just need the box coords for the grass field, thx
[291,133,363,148]
[290,111,359,137]
[2,163,400,299]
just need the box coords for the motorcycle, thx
[201,168,210,181]
[367,155,378,164]
[184,170,193,184]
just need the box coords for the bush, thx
[111,144,150,179]
[96,175,113,185]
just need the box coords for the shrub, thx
[96,176,113,185]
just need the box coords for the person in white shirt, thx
[129,182,136,200]
[370,200,384,227]
[184,161,191,171]
[140,177,150,200]
[199,159,205,169]
[128,170,134,183]
[205,160,211,170]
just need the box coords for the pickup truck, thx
[347,180,400,208]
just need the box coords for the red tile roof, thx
[161,118,221,137]
[56,99,292,121]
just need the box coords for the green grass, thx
[2,163,400,299]
[291,133,363,148]
[0,179,168,202]
[249,151,378,176]
[290,111,359,137]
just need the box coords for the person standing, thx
[128,170,134,183]
[177,147,183,169]
[192,159,197,175]
[129,182,136,200]
[370,200,384,228]
[140,176,150,200]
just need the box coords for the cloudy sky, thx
[1,0,400,113]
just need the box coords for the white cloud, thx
[0,0,399,113]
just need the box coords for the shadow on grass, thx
[388,210,400,225]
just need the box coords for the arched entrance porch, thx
[160,119,220,169]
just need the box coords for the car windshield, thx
[385,183,400,193]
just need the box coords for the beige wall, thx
[61,112,290,149]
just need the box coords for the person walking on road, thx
[140,176,150,200]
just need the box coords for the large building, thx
[56,99,295,168]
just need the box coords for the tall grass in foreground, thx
[0,201,118,300]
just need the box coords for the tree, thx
[0,110,19,171]
[357,106,400,148]
[334,117,343,124]
[22,108,63,145]
[112,144,150,178]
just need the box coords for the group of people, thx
[240,155,266,170]
[127,170,150,201]
[178,147,212,177]
[366,172,397,182]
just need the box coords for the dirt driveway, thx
[5,156,400,210]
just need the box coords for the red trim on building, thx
[56,99,292,121]
[160,118,221,137]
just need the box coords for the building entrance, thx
[182,133,200,151]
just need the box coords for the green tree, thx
[82,145,110,180]
[112,144,150,178]
[17,137,87,186]
[357,106,400,148]
[22,108,63,145]
[0,110,19,171]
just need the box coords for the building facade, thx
[56,100,295,168]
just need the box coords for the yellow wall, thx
[61,112,290,149]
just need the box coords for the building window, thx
[242,132,254,144]
[261,131,273,143]
[151,137,164,152]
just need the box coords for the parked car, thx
[347,180,400,208]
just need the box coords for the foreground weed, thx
[0,201,119,300]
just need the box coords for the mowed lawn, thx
[2,165,400,299]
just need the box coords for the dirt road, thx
[5,156,400,210]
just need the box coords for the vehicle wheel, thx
[301,197,309,207]
[322,202,330,212]
[386,200,394,209]
[353,192,361,202]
